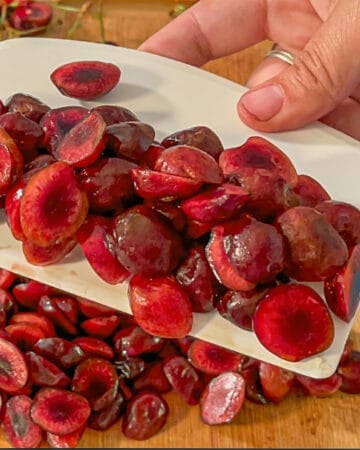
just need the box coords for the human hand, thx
[139,0,360,140]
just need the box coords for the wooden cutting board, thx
[0,1,358,448]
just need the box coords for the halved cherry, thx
[5,322,46,352]
[46,428,85,449]
[2,395,43,448]
[139,143,165,169]
[71,357,119,411]
[187,339,243,375]
[206,215,285,290]
[277,206,349,281]
[40,105,90,154]
[206,223,256,291]
[129,275,193,339]
[12,279,58,311]
[77,215,130,284]
[77,157,137,213]
[155,144,223,184]
[219,136,298,187]
[0,269,15,290]
[112,205,185,277]
[112,325,164,357]
[38,296,78,336]
[76,296,118,318]
[180,183,249,223]
[25,154,56,172]
[338,350,360,394]
[259,361,295,402]
[6,93,50,123]
[145,200,186,232]
[20,161,89,247]
[33,337,85,370]
[163,355,204,405]
[296,372,342,397]
[22,236,77,266]
[92,104,138,125]
[133,361,172,394]
[4,176,27,240]
[80,314,121,340]
[161,125,224,160]
[87,392,126,431]
[53,111,106,168]
[72,336,114,360]
[30,387,91,435]
[50,60,121,100]
[235,169,298,220]
[9,1,53,30]
[122,390,169,440]
[0,128,24,195]
[253,284,335,362]
[106,121,155,163]
[131,167,202,201]
[175,243,219,313]
[200,371,246,425]
[0,112,43,163]
[294,174,331,207]
[10,312,56,338]
[216,286,270,331]
[25,351,70,388]
[324,244,360,322]
[0,337,28,392]
[315,200,360,248]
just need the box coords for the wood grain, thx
[0,1,359,448]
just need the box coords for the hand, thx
[139,0,360,140]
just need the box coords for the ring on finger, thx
[265,44,295,65]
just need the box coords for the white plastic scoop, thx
[0,37,359,379]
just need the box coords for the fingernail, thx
[240,84,284,121]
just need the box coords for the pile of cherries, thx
[0,59,359,447]
[0,269,358,448]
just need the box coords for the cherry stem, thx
[66,0,92,39]
[97,0,105,44]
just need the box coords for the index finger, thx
[138,0,266,66]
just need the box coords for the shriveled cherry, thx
[200,371,246,425]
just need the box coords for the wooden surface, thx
[1,1,359,448]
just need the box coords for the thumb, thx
[237,0,360,133]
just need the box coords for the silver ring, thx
[265,46,295,65]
